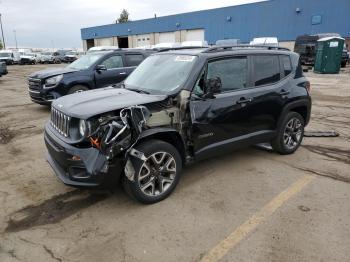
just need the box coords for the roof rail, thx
[155,46,208,52]
[202,45,290,53]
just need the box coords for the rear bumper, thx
[44,123,123,187]
[63,57,77,63]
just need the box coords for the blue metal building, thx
[80,0,350,50]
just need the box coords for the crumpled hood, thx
[29,67,77,79]
[52,87,167,120]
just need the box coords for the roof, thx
[81,0,350,43]
[318,37,345,42]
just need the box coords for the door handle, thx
[279,89,290,96]
[236,97,253,104]
[119,72,127,75]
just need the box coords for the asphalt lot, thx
[0,64,349,262]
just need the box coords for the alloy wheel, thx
[283,117,303,150]
[138,152,176,197]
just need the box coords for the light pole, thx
[13,30,18,49]
[0,13,6,49]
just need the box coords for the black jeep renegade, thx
[44,45,311,204]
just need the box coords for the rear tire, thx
[122,139,182,204]
[67,85,89,94]
[271,112,305,155]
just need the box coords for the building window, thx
[311,15,322,25]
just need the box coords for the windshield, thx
[0,53,11,57]
[66,51,76,55]
[42,52,52,56]
[125,54,197,94]
[67,53,103,70]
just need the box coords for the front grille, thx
[51,107,71,137]
[28,78,42,91]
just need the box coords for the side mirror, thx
[96,64,107,72]
[204,77,222,98]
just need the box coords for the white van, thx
[250,37,279,47]
[0,50,21,65]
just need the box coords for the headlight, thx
[79,119,87,137]
[44,74,63,89]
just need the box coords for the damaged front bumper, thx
[44,123,123,187]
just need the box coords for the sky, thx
[0,0,264,49]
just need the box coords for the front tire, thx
[271,112,305,155]
[341,61,347,68]
[123,140,182,204]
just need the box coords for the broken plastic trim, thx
[89,106,150,161]
[124,148,148,181]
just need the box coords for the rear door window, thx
[253,55,280,86]
[280,55,292,77]
[125,54,144,67]
[206,57,248,92]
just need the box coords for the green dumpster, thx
[314,37,345,74]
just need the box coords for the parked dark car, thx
[0,61,8,77]
[28,49,154,105]
[44,45,311,204]
[294,33,340,65]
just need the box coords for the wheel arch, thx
[68,82,92,90]
[277,99,311,129]
[138,128,186,164]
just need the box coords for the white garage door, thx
[136,34,151,47]
[98,37,113,46]
[159,32,176,43]
[186,29,205,41]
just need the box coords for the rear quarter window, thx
[280,55,292,77]
[252,55,280,86]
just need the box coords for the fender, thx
[276,98,312,128]
[139,127,186,161]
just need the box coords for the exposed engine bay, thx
[88,106,151,160]
[85,90,191,180]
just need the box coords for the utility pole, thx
[0,13,6,49]
[13,30,18,49]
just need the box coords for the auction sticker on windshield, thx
[175,56,195,62]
